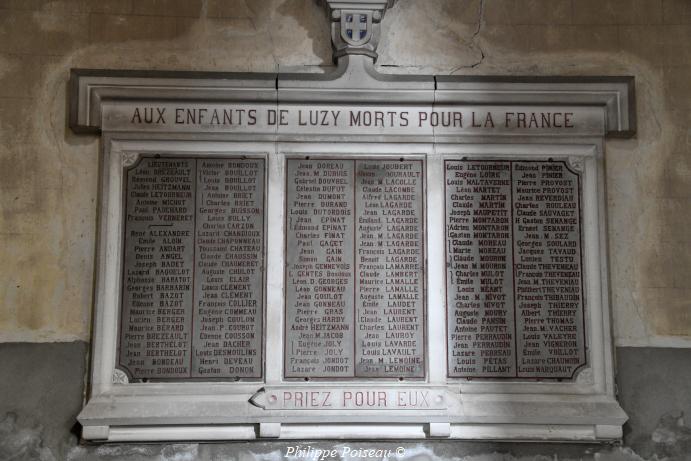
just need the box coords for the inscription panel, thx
[119,156,265,380]
[285,158,425,379]
[445,159,585,379]
[251,387,447,411]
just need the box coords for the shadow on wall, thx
[277,0,332,67]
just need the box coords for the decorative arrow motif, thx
[249,387,267,409]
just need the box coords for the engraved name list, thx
[119,156,265,380]
[285,158,426,379]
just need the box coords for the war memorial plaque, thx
[72,0,634,440]
[285,158,425,379]
[119,156,265,380]
[445,159,586,379]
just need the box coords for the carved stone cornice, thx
[69,69,635,138]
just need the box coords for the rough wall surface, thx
[0,0,690,459]
[0,0,689,346]
[0,342,86,460]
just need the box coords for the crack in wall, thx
[450,0,486,73]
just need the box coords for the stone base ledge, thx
[79,393,626,442]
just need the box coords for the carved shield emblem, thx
[341,10,372,46]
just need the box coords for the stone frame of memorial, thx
[71,0,635,443]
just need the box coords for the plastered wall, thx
[1,1,691,460]
[1,0,689,347]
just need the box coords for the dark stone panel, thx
[616,346,691,459]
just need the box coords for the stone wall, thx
[0,0,690,459]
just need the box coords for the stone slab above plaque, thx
[100,101,607,139]
[118,155,265,381]
[445,159,586,380]
[284,157,426,379]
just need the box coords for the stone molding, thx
[70,66,635,138]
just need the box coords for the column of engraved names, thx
[193,159,264,378]
[119,157,195,379]
[513,161,585,378]
[285,159,355,378]
[355,160,425,378]
[445,160,515,378]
